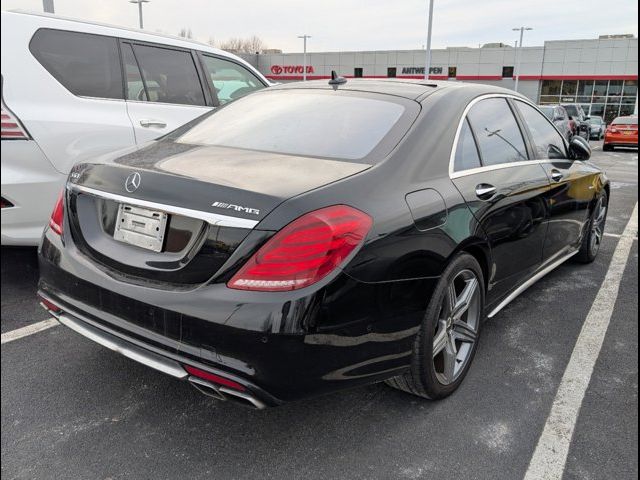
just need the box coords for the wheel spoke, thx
[451,278,478,320]
[442,339,457,382]
[446,283,457,316]
[451,319,477,343]
[596,205,607,224]
[432,324,448,358]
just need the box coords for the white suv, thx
[1,10,269,245]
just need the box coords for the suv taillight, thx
[1,101,29,140]
[228,205,372,292]
[49,191,65,236]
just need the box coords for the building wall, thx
[240,36,638,112]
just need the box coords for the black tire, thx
[577,191,609,263]
[603,143,613,151]
[385,252,484,400]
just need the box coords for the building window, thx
[623,80,638,97]
[387,67,396,78]
[448,66,457,78]
[561,80,577,97]
[541,80,562,96]
[502,66,514,78]
[354,67,363,78]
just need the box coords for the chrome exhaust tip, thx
[187,376,266,409]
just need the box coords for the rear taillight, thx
[228,205,372,292]
[49,190,65,236]
[608,127,619,133]
[1,101,29,140]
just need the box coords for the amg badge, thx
[212,201,260,216]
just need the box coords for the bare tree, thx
[178,27,193,39]
[218,36,266,54]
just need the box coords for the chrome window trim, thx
[450,159,547,179]
[68,183,259,229]
[448,93,569,178]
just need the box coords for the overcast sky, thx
[1,0,638,52]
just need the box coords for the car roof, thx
[1,10,267,83]
[268,78,521,101]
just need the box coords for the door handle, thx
[139,119,167,128]
[475,184,497,200]
[550,170,564,182]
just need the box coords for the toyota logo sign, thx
[270,65,314,75]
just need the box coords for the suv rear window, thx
[30,29,123,99]
[176,90,415,161]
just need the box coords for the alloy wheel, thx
[590,197,607,256]
[432,269,481,385]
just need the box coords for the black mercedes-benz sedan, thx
[38,79,609,408]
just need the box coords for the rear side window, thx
[454,119,482,171]
[131,44,205,106]
[515,101,566,159]
[201,55,264,105]
[29,29,123,99]
[467,98,528,165]
[176,90,410,161]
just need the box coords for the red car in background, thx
[603,115,638,151]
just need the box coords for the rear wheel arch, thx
[447,240,491,293]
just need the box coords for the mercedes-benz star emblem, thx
[125,172,141,193]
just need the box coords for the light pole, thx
[297,35,311,81]
[424,0,434,80]
[130,0,150,29]
[512,27,532,92]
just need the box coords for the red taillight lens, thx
[228,205,372,292]
[49,190,65,236]
[183,365,246,391]
[609,127,619,133]
[1,102,29,140]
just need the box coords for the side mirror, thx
[569,136,591,161]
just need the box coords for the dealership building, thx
[241,35,638,123]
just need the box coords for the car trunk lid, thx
[66,141,371,287]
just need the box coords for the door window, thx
[466,98,528,165]
[201,55,264,105]
[131,44,205,106]
[29,29,123,99]
[454,119,482,172]
[515,101,567,159]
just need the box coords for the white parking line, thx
[1,318,59,344]
[524,202,638,480]
[604,232,638,240]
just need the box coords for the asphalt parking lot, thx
[1,142,637,480]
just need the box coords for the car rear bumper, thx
[40,296,276,408]
[1,140,66,245]
[604,134,638,146]
[38,232,428,404]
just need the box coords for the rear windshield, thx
[611,116,638,125]
[176,90,415,161]
[539,106,553,120]
[563,105,579,116]
[588,116,603,124]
